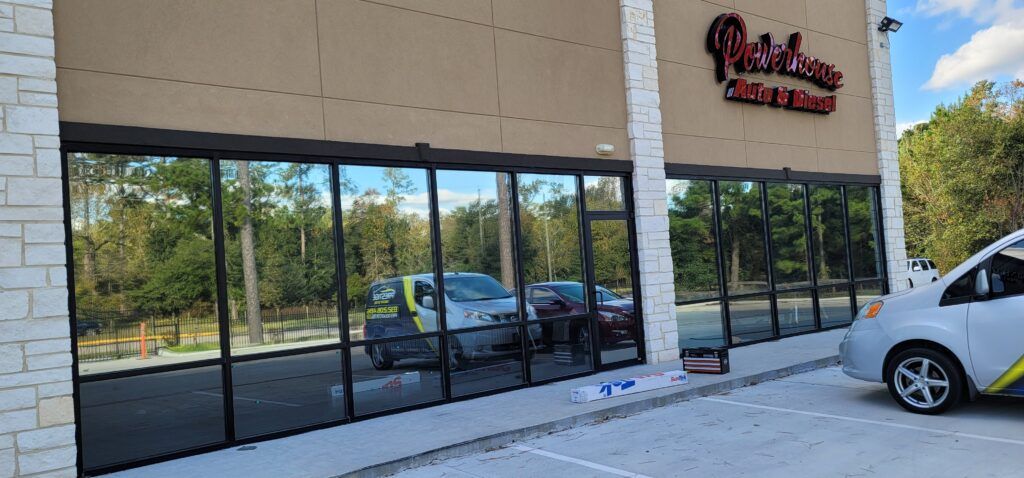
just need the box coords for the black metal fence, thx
[76,305,342,362]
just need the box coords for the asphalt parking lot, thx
[394,366,1024,478]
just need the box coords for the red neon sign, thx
[707,13,840,114]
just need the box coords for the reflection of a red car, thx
[525,282,636,344]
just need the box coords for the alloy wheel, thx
[893,357,950,409]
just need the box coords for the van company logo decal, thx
[372,286,397,302]
[706,13,841,114]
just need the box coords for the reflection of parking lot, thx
[677,296,856,347]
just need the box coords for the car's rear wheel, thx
[908,278,914,288]
[370,342,394,370]
[886,348,962,414]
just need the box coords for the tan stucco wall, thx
[655,0,878,175]
[53,0,629,161]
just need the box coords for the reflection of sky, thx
[339,166,504,218]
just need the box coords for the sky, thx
[889,0,1024,132]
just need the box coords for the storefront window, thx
[351,337,444,415]
[667,179,720,301]
[220,160,340,354]
[719,181,770,295]
[777,290,815,335]
[847,186,883,280]
[340,165,436,340]
[728,295,773,344]
[448,326,525,396]
[231,350,347,438]
[768,183,811,289]
[69,153,220,375]
[528,318,592,381]
[517,173,584,317]
[810,185,850,284]
[79,366,225,470]
[437,170,519,329]
[677,301,725,349]
[819,285,854,327]
[584,175,626,211]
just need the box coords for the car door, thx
[527,287,568,319]
[967,239,1024,395]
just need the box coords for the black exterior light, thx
[878,16,903,32]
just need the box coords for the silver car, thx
[841,228,1024,414]
[364,272,540,370]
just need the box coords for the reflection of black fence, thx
[76,305,341,362]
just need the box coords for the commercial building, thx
[0,0,906,475]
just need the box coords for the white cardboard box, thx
[570,370,688,403]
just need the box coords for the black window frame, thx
[60,123,646,476]
[667,169,888,349]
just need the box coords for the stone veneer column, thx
[865,0,908,292]
[0,1,78,476]
[619,0,677,364]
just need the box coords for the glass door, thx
[586,218,641,366]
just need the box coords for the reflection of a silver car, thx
[364,272,539,370]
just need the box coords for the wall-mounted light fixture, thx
[596,144,615,155]
[878,16,903,32]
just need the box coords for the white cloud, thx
[897,120,928,134]
[919,0,1024,91]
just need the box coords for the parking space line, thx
[512,445,653,478]
[701,397,1024,446]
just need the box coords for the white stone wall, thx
[0,1,77,476]
[619,0,678,364]
[865,0,909,292]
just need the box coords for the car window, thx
[990,240,1024,298]
[414,281,436,309]
[911,261,922,272]
[941,270,975,304]
[921,261,930,270]
[928,260,937,271]
[444,275,512,302]
[528,288,559,304]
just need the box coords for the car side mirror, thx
[421,295,435,310]
[974,268,990,298]
[912,264,922,272]
[548,298,566,307]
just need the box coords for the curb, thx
[337,354,841,478]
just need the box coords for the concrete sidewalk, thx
[107,329,846,478]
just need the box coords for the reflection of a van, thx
[364,273,539,370]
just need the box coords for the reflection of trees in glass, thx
[585,176,624,211]
[767,183,809,288]
[719,181,769,294]
[518,175,583,285]
[341,166,433,313]
[809,185,849,284]
[590,220,632,296]
[667,180,719,301]
[438,172,516,289]
[220,161,338,347]
[847,186,882,279]
[70,154,217,316]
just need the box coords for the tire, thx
[886,348,963,415]
[908,279,914,288]
[370,342,394,370]
[932,277,939,282]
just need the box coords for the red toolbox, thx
[681,347,730,374]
